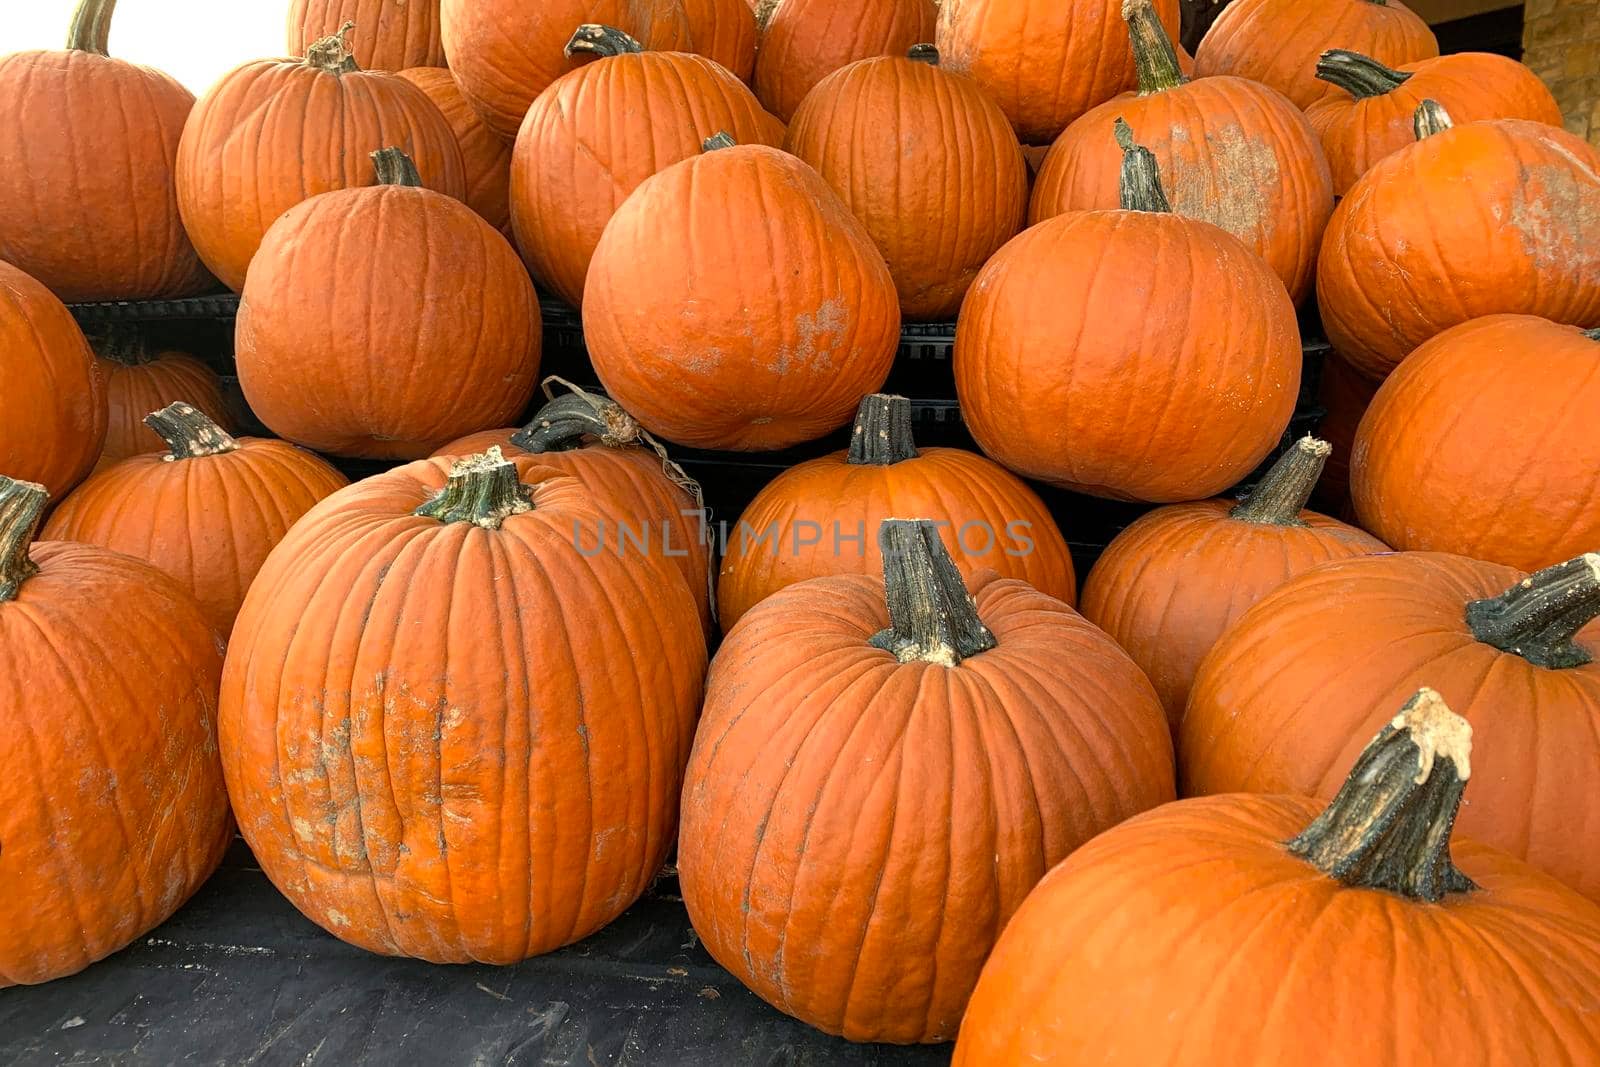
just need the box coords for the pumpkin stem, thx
[371,147,423,187]
[1583,327,1600,341]
[67,0,116,55]
[1466,554,1600,670]
[1115,119,1172,213]
[511,390,644,454]
[414,447,533,529]
[144,402,240,461]
[1123,0,1187,94]
[1315,49,1412,99]
[1413,99,1454,140]
[1286,688,1477,902]
[869,519,997,666]
[907,43,940,65]
[305,21,359,73]
[565,24,643,58]
[85,323,153,366]
[848,394,919,466]
[1229,436,1331,525]
[702,131,737,152]
[0,477,48,603]
[755,0,781,31]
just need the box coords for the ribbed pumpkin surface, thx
[288,0,446,70]
[398,66,513,234]
[93,351,230,470]
[755,0,937,123]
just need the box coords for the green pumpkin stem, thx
[1466,554,1600,670]
[415,448,533,529]
[1286,688,1477,902]
[305,21,359,73]
[847,394,919,466]
[511,390,644,454]
[67,0,116,55]
[0,477,48,603]
[564,24,643,58]
[1230,436,1331,525]
[1413,99,1454,140]
[1316,49,1412,99]
[1123,0,1186,94]
[1584,327,1600,342]
[869,519,997,665]
[1115,119,1173,213]
[85,323,153,366]
[371,147,423,187]
[702,131,737,152]
[907,43,940,65]
[144,402,239,461]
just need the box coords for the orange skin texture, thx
[953,792,1600,1066]
[288,0,446,70]
[398,67,513,235]
[1351,315,1600,572]
[0,543,231,987]
[1080,499,1387,730]
[1030,76,1335,305]
[1181,551,1600,902]
[44,440,349,637]
[584,145,901,451]
[1307,52,1565,196]
[786,54,1028,321]
[0,261,106,499]
[93,350,231,471]
[936,0,1181,145]
[219,457,708,963]
[679,0,759,83]
[175,57,466,292]
[755,0,937,124]
[1316,119,1600,380]
[954,211,1301,502]
[0,48,212,302]
[510,51,784,309]
[679,570,1175,1043]
[1195,0,1438,111]
[717,446,1076,630]
[434,429,714,639]
[236,184,541,460]
[1309,352,1378,516]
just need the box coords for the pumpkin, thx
[86,326,231,471]
[754,0,936,123]
[237,149,540,460]
[0,0,212,301]
[219,448,708,962]
[1317,104,1600,380]
[1182,551,1600,902]
[0,260,105,499]
[434,384,714,639]
[956,689,1600,1065]
[510,26,785,309]
[397,66,513,234]
[1082,437,1386,730]
[1030,0,1334,304]
[0,476,231,987]
[1309,351,1378,518]
[679,0,759,83]
[176,25,466,292]
[1307,50,1564,196]
[936,0,1182,144]
[955,123,1300,502]
[44,403,349,637]
[288,0,445,70]
[786,45,1028,321]
[718,393,1076,629]
[679,519,1174,1043]
[584,137,900,451]
[1350,315,1600,572]
[1194,0,1438,111]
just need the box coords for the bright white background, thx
[3,1,288,95]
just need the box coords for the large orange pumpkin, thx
[680,519,1174,1043]
[955,123,1300,502]
[44,403,349,637]
[1182,551,1600,902]
[288,0,445,70]
[786,45,1027,321]
[0,476,231,987]
[1030,0,1333,304]
[584,139,900,451]
[220,449,708,962]
[0,0,212,301]
[1317,106,1600,380]
[0,260,105,499]
[754,0,936,123]
[679,0,759,83]
[936,0,1181,144]
[87,326,231,471]
[718,393,1076,629]
[1350,315,1600,572]
[957,690,1600,1065]
[176,26,466,292]
[1307,50,1564,196]
[397,66,513,234]
[1081,436,1387,729]
[1195,0,1438,111]
[510,26,784,309]
[237,149,540,459]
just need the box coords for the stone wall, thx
[1523,0,1600,144]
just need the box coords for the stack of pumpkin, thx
[3,0,1600,1061]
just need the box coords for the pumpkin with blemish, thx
[755,0,937,123]
[288,0,445,70]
